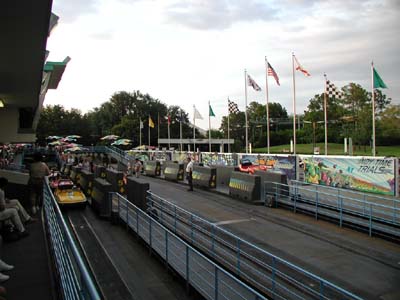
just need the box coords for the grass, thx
[253,143,400,157]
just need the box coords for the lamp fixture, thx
[0,99,4,108]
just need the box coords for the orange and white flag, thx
[294,55,311,77]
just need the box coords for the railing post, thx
[165,231,169,269]
[174,206,177,233]
[339,196,343,228]
[125,198,129,230]
[274,183,278,208]
[136,209,140,238]
[236,239,241,276]
[149,216,152,256]
[186,245,190,292]
[315,189,319,220]
[369,204,373,237]
[190,214,194,245]
[211,224,215,257]
[319,280,324,300]
[214,266,219,300]
[272,257,276,299]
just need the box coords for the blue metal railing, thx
[112,192,267,300]
[43,178,101,300]
[268,181,400,238]
[145,192,363,300]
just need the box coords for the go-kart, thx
[53,178,87,208]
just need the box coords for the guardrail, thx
[112,192,267,300]
[43,178,101,300]
[268,181,400,238]
[145,192,362,300]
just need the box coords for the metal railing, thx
[145,192,362,300]
[43,178,101,300]
[112,192,267,300]
[268,181,400,238]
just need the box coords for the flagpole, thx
[244,69,249,153]
[227,98,231,153]
[168,115,171,150]
[292,53,297,155]
[324,73,328,155]
[371,61,376,157]
[208,101,211,152]
[148,115,151,147]
[193,105,196,153]
[179,110,183,151]
[265,57,270,154]
[157,112,160,148]
[140,120,142,146]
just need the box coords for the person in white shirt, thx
[186,157,194,191]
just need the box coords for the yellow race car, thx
[54,179,87,208]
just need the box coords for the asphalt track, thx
[137,175,400,300]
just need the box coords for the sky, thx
[45,0,400,131]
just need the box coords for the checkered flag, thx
[228,99,240,114]
[325,80,342,99]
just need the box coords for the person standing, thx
[134,159,142,178]
[29,152,50,214]
[186,157,194,191]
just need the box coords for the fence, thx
[145,192,362,300]
[269,181,400,238]
[43,178,101,300]
[112,192,267,300]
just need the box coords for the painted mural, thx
[238,154,297,180]
[300,156,396,195]
[201,153,238,166]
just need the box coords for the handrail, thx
[146,191,363,300]
[112,192,267,300]
[43,178,101,300]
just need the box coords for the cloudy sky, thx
[45,0,400,130]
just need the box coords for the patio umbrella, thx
[100,135,119,140]
[48,141,62,146]
[65,146,88,153]
[66,135,81,139]
[111,139,132,146]
[46,135,62,140]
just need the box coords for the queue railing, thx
[112,192,267,300]
[43,178,101,300]
[145,191,362,300]
[268,181,400,238]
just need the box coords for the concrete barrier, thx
[106,168,125,194]
[144,161,161,177]
[79,170,94,196]
[215,166,235,188]
[193,166,217,189]
[70,166,82,183]
[229,171,261,203]
[94,165,107,179]
[163,161,184,181]
[91,178,112,218]
[254,170,289,206]
[126,176,149,210]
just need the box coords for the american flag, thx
[228,99,240,114]
[267,63,280,86]
[325,80,342,99]
[247,74,262,91]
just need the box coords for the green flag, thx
[209,104,215,117]
[373,67,387,89]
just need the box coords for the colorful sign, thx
[238,154,297,180]
[201,153,238,166]
[300,156,396,195]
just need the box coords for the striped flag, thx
[228,99,240,114]
[267,63,280,86]
[247,74,262,91]
[294,56,311,77]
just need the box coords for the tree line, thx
[37,85,399,151]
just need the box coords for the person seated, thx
[5,198,36,225]
[0,178,29,238]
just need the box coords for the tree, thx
[376,104,400,145]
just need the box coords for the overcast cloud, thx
[46,0,400,130]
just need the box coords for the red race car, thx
[238,159,268,174]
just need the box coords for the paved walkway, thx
[139,175,400,300]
